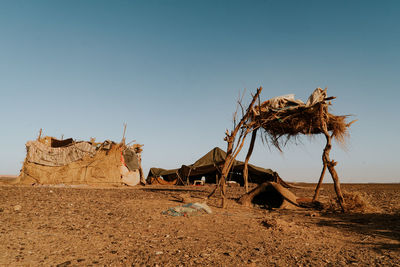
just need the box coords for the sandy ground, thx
[1,183,399,266]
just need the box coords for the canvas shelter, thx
[146,168,180,185]
[147,147,280,186]
[17,136,145,186]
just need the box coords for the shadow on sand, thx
[140,187,208,193]
[317,211,400,251]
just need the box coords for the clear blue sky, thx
[1,0,399,183]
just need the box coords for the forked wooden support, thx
[208,87,263,208]
[314,116,345,211]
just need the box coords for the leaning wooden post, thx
[138,154,145,185]
[208,87,263,208]
[121,123,127,145]
[322,129,345,212]
[313,131,335,201]
[243,128,258,193]
[319,104,345,211]
[313,131,332,201]
[37,128,42,140]
[312,163,327,201]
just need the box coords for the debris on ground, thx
[327,191,379,213]
[162,202,212,217]
[13,205,22,211]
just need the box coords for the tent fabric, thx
[18,137,144,186]
[148,168,180,178]
[50,138,74,148]
[147,168,180,184]
[120,165,141,186]
[185,147,275,182]
[122,148,140,171]
[26,140,96,167]
[147,147,276,185]
[19,143,123,185]
[239,182,298,209]
[147,176,178,185]
[191,147,227,168]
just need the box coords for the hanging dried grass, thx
[326,191,379,213]
[251,88,354,151]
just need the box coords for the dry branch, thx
[208,87,263,208]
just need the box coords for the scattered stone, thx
[56,260,71,267]
[13,205,22,211]
[155,251,163,255]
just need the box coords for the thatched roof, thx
[250,88,354,150]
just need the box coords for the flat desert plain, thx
[1,183,399,266]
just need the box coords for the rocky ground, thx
[1,183,399,266]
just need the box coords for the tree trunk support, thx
[208,87,263,208]
[313,133,333,201]
[321,126,345,211]
[243,128,258,193]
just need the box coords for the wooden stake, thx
[209,87,263,208]
[323,131,345,212]
[243,128,258,193]
[121,123,127,144]
[37,128,42,140]
[319,105,345,211]
[312,163,326,201]
[313,133,335,202]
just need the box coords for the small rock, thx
[155,251,163,255]
[56,260,71,267]
[13,205,22,211]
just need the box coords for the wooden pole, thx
[312,164,326,201]
[319,104,345,211]
[243,128,258,193]
[138,154,145,185]
[37,128,42,140]
[212,87,263,208]
[186,168,192,186]
[313,134,333,201]
[323,130,345,212]
[121,123,127,145]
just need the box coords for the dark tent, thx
[147,147,278,186]
[146,168,180,185]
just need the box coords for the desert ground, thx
[1,182,399,266]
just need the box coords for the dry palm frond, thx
[250,88,354,151]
